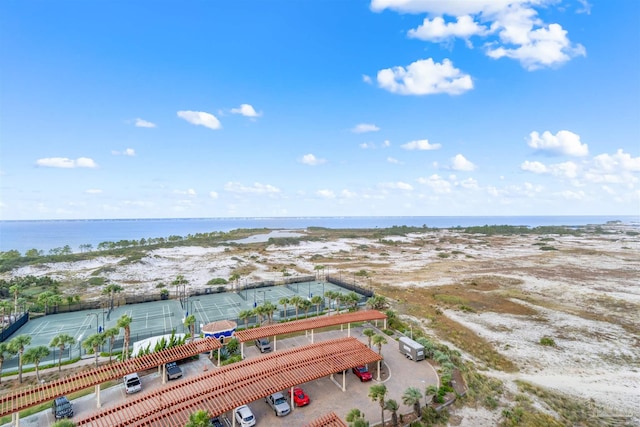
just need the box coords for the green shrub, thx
[539,336,556,346]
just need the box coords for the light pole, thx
[308,283,311,298]
[258,290,271,304]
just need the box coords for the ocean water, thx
[0,215,637,254]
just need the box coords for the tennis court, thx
[4,281,366,371]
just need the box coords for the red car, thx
[352,365,372,382]
[292,387,310,407]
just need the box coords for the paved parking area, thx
[5,325,438,427]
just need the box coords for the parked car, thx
[165,362,183,380]
[352,365,372,382]
[123,373,142,394]
[265,391,291,416]
[210,415,224,427]
[292,387,310,407]
[51,396,73,419]
[234,405,256,427]
[255,337,272,353]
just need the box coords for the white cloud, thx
[135,118,156,128]
[401,139,441,150]
[408,15,488,42]
[577,0,592,15]
[177,110,221,130]
[377,58,473,96]
[360,143,373,149]
[451,154,476,171]
[371,0,586,70]
[592,149,640,172]
[351,123,380,133]
[209,191,219,199]
[487,22,586,71]
[549,161,579,179]
[85,189,103,194]
[362,74,373,84]
[527,130,588,156]
[341,189,357,198]
[380,181,414,191]
[387,157,402,164]
[317,189,336,199]
[230,104,262,118]
[224,182,280,194]
[300,153,326,166]
[36,157,98,168]
[112,148,136,156]
[173,188,197,196]
[520,160,547,174]
[460,177,479,189]
[417,174,452,193]
[558,190,586,200]
[383,140,391,147]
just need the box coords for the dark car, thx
[166,362,183,380]
[352,365,373,382]
[52,396,73,419]
[210,416,224,427]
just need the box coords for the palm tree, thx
[368,384,388,427]
[49,294,64,314]
[238,309,253,329]
[366,295,387,310]
[185,409,211,427]
[103,327,120,363]
[300,299,312,318]
[335,293,346,312]
[117,314,132,360]
[311,295,323,315]
[253,304,266,324]
[49,333,76,372]
[289,295,303,319]
[347,291,361,311]
[37,291,54,314]
[263,301,278,324]
[372,334,387,356]
[9,284,21,317]
[0,342,17,383]
[279,296,290,320]
[402,386,423,418]
[363,328,376,349]
[425,384,439,406]
[103,283,124,311]
[345,408,369,427]
[184,314,196,342]
[82,333,106,367]
[172,275,189,301]
[0,300,12,324]
[23,345,50,382]
[323,290,336,315]
[385,399,400,427]
[9,334,32,383]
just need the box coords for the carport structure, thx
[305,411,348,427]
[0,338,222,426]
[234,309,387,357]
[74,336,381,427]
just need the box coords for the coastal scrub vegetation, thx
[0,224,609,272]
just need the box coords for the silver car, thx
[234,405,256,427]
[265,391,291,416]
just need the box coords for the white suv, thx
[234,405,256,427]
[123,373,142,394]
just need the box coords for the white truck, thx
[398,336,425,361]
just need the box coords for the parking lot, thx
[5,325,438,427]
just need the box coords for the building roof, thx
[0,337,222,417]
[304,411,349,427]
[201,319,237,333]
[234,309,387,342]
[75,336,381,427]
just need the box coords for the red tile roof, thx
[234,309,387,342]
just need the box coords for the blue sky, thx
[1,0,638,220]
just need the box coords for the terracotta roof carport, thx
[304,411,348,427]
[75,336,381,427]
[0,338,222,418]
[234,309,387,342]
